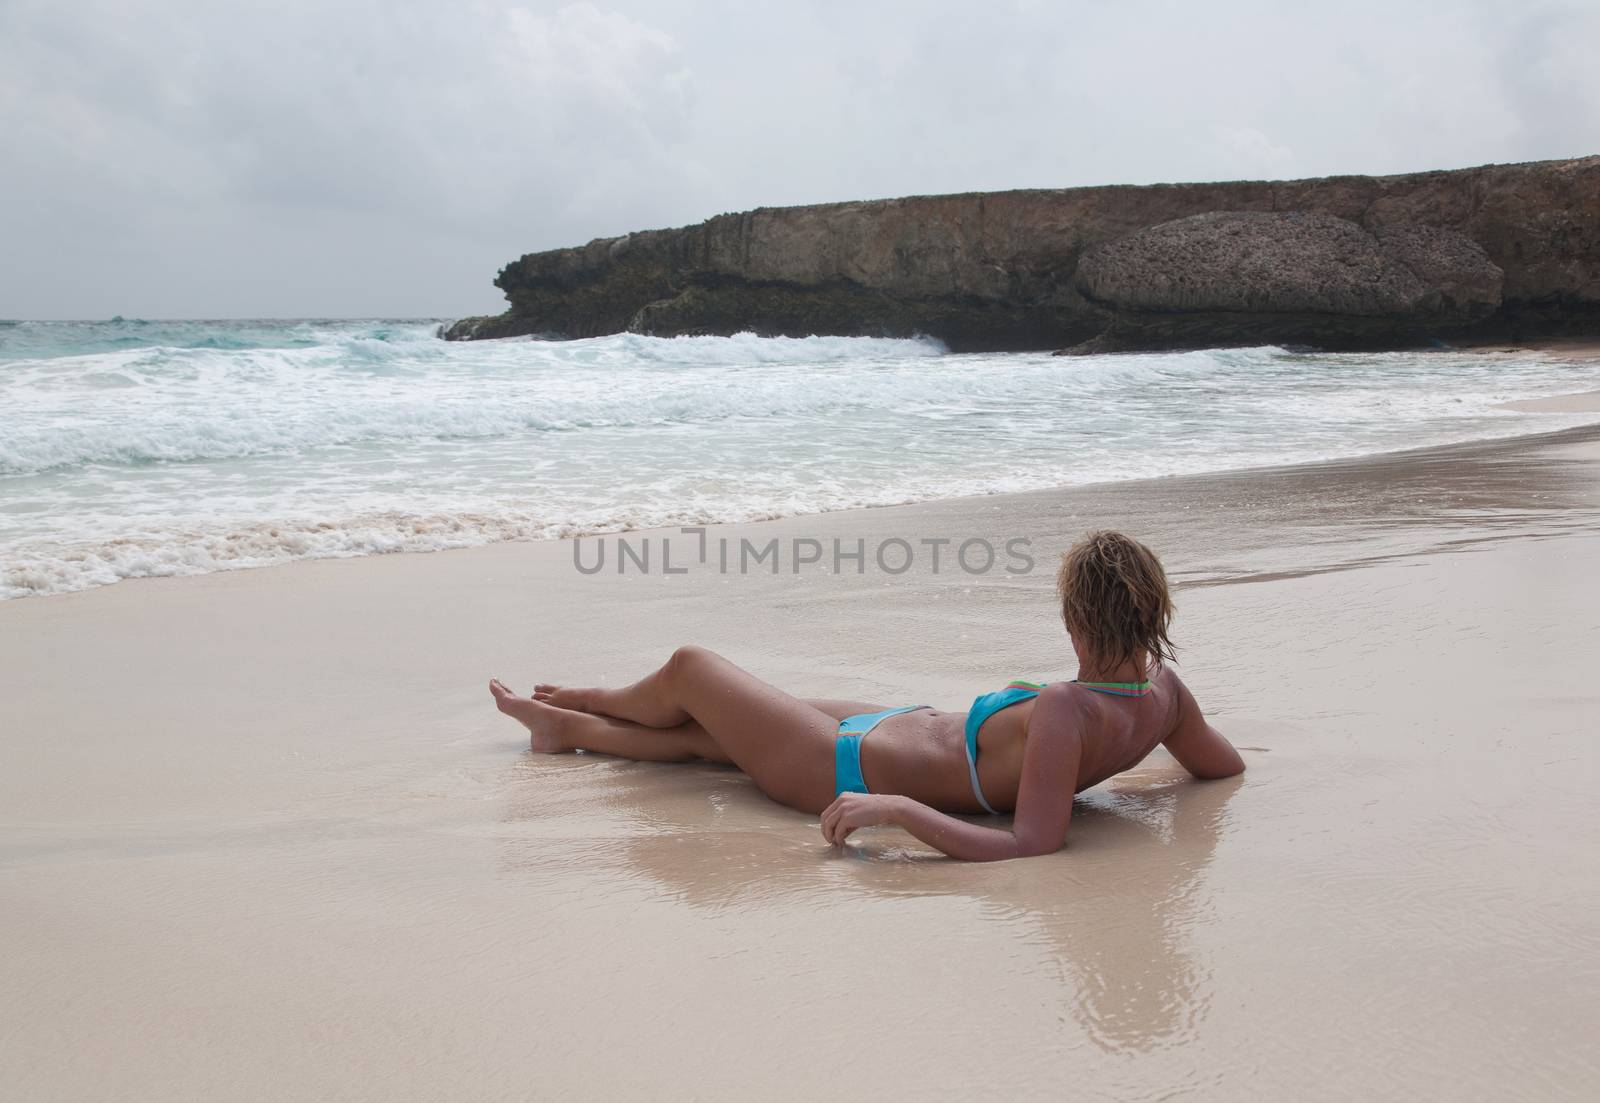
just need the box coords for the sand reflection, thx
[501,754,1242,1053]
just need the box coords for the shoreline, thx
[1500,387,1600,413]
[7,332,1600,604]
[3,414,1598,1099]
[9,375,1600,603]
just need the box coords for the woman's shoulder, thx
[1034,680,1102,713]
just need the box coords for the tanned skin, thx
[488,633,1243,862]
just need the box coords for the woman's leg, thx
[533,684,886,728]
[491,681,732,762]
[499,646,843,812]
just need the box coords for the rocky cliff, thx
[444,157,1600,352]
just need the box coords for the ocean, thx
[2,317,1597,599]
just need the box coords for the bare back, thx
[860,667,1241,814]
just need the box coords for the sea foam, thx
[3,320,1598,598]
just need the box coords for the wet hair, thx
[1056,531,1176,671]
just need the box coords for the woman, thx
[489,531,1244,861]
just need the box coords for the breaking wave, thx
[3,318,1598,598]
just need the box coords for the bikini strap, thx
[1072,678,1154,697]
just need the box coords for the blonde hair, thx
[1056,531,1176,671]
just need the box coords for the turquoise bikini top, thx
[962,678,1153,814]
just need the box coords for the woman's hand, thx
[820,792,905,846]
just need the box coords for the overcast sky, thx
[3,0,1597,320]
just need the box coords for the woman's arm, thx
[1163,676,1245,779]
[820,684,1084,861]
[820,792,1026,860]
[892,796,1033,861]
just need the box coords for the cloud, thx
[1213,127,1294,170]
[0,0,1595,318]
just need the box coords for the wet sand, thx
[1503,389,1600,414]
[3,423,1600,1100]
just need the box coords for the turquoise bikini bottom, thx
[833,705,931,797]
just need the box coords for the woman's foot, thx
[532,683,594,711]
[489,679,568,753]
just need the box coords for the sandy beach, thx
[3,409,1598,1100]
[8,0,1600,1095]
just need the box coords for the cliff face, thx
[445,157,1600,352]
